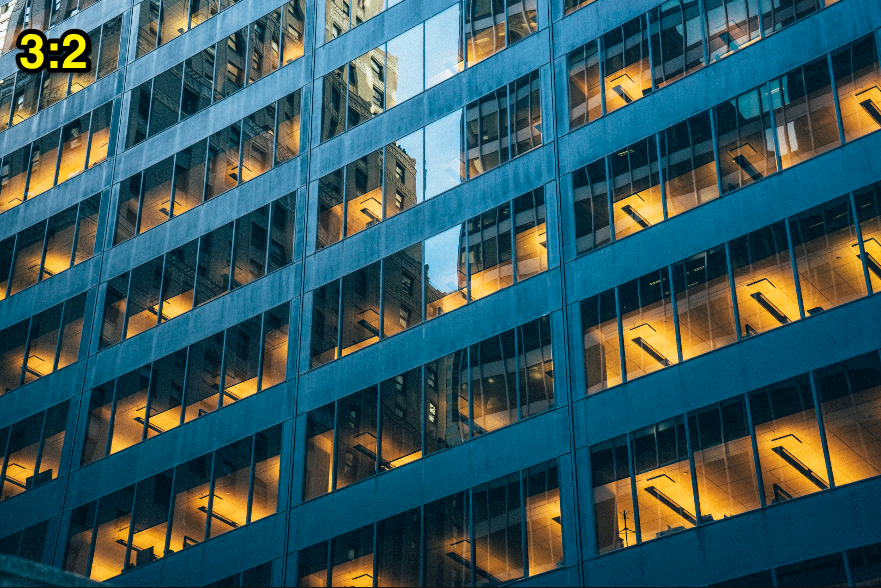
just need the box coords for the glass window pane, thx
[23,304,62,384]
[181,48,216,122]
[57,115,90,183]
[304,404,334,501]
[689,398,760,520]
[729,222,800,337]
[510,70,542,157]
[649,0,704,88]
[90,485,135,581]
[98,17,123,79]
[520,315,554,418]
[568,40,601,130]
[26,129,61,199]
[38,409,70,484]
[514,188,547,281]
[672,246,737,361]
[310,280,340,368]
[190,0,219,28]
[344,150,383,239]
[775,553,848,587]
[0,75,15,133]
[222,316,261,405]
[231,206,269,289]
[619,270,677,380]
[159,0,188,46]
[325,0,349,43]
[705,0,760,62]
[126,81,152,149]
[466,88,508,178]
[833,35,881,144]
[195,222,233,306]
[472,329,517,435]
[183,333,224,422]
[82,383,114,465]
[468,203,513,301]
[591,436,635,552]
[147,350,186,438]
[248,9,281,85]
[581,289,621,394]
[0,145,31,213]
[334,387,378,489]
[379,368,422,470]
[209,437,252,538]
[317,168,344,250]
[260,303,289,390]
[611,138,663,240]
[159,240,197,323]
[573,159,610,254]
[70,26,98,92]
[250,425,281,522]
[0,319,28,394]
[321,65,346,143]
[854,183,881,292]
[281,0,306,66]
[425,225,467,319]
[465,0,506,66]
[138,157,174,234]
[39,70,70,111]
[425,4,463,88]
[330,525,374,587]
[297,541,328,587]
[100,274,129,349]
[1,412,43,499]
[0,236,12,300]
[215,28,247,100]
[632,417,696,541]
[525,460,562,576]
[760,0,819,35]
[750,375,828,503]
[128,471,173,569]
[42,207,76,280]
[10,72,40,126]
[87,102,113,168]
[241,105,275,182]
[171,140,207,216]
[473,473,524,584]
[771,58,839,170]
[603,17,651,113]
[386,25,423,109]
[125,257,164,339]
[424,491,470,586]
[347,49,385,130]
[9,222,46,296]
[790,196,866,313]
[268,194,296,272]
[816,353,881,485]
[375,509,420,586]
[384,129,422,219]
[661,111,718,216]
[63,502,96,576]
[424,349,469,454]
[340,263,380,357]
[382,244,422,337]
[848,542,881,587]
[148,65,183,138]
[205,121,241,200]
[109,367,151,455]
[57,293,86,370]
[73,194,101,266]
[715,86,777,194]
[508,0,537,44]
[168,454,212,550]
[275,90,301,165]
[425,110,465,199]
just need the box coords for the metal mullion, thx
[133,168,147,238]
[378,258,385,340]
[625,433,641,543]
[3,232,17,298]
[104,379,119,459]
[682,410,702,526]
[645,13,656,93]
[217,327,229,409]
[83,110,95,169]
[764,81,784,175]
[599,34,608,117]
[204,448,218,541]
[374,383,382,475]
[83,495,100,578]
[271,96,280,168]
[155,252,169,329]
[0,428,12,499]
[420,363,426,457]
[604,155,614,241]
[514,320,522,423]
[655,131,668,220]
[756,0,766,39]
[143,78,156,143]
[37,216,51,284]
[17,316,35,388]
[340,150,349,239]
[667,265,683,363]
[708,107,723,201]
[842,548,855,587]
[255,311,267,393]
[468,487,476,587]
[31,409,49,489]
[324,537,332,587]
[21,142,35,205]
[827,52,846,147]
[68,202,83,269]
[122,482,138,573]
[615,286,626,383]
[50,297,67,372]
[808,370,835,489]
[371,522,378,587]
[850,191,873,295]
[519,469,528,580]
[724,242,743,342]
[330,401,339,491]
[335,276,344,361]
[467,344,474,440]
[162,466,177,560]
[178,346,192,427]
[120,268,135,343]
[784,217,806,320]
[419,504,425,587]
[50,121,63,188]
[245,435,256,524]
[743,391,767,508]
[141,358,154,443]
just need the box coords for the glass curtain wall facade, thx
[0,0,880,586]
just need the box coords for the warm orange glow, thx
[345,188,383,237]
[469,259,512,301]
[88,127,110,168]
[516,222,547,281]
[613,189,664,239]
